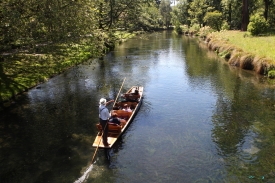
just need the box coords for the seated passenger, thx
[109,113,126,127]
[122,104,132,112]
[123,93,139,101]
[134,89,140,97]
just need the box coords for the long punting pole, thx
[91,77,126,163]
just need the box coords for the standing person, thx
[99,98,114,146]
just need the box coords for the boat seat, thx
[112,110,132,120]
[96,123,122,135]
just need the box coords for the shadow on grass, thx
[0,55,28,106]
[0,44,93,107]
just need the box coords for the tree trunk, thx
[241,0,249,31]
[263,0,272,21]
[229,2,232,29]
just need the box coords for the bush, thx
[268,70,275,79]
[189,23,200,34]
[199,26,214,38]
[221,21,230,30]
[247,13,269,36]
[203,11,223,31]
[181,25,189,34]
[174,23,183,34]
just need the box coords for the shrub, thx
[221,21,230,30]
[181,25,189,34]
[268,70,275,78]
[203,11,223,31]
[189,23,200,35]
[174,23,183,34]
[247,13,269,36]
[199,26,214,38]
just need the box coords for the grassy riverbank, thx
[206,31,275,75]
[0,31,139,105]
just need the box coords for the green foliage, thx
[199,26,214,38]
[174,24,183,34]
[189,0,212,28]
[138,5,162,30]
[171,1,190,26]
[181,25,189,33]
[247,13,270,36]
[189,23,200,34]
[0,0,158,53]
[159,0,172,28]
[221,21,230,30]
[0,0,97,52]
[203,11,223,31]
[268,70,275,79]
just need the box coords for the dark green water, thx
[1,31,275,183]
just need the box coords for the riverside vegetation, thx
[205,30,275,78]
[0,31,139,106]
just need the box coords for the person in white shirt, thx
[99,98,113,146]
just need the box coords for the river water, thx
[1,31,275,183]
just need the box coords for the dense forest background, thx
[1,0,274,54]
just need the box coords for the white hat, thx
[99,98,106,105]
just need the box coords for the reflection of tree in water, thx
[212,75,247,154]
[211,76,275,181]
[211,94,249,156]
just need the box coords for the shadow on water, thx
[0,102,79,182]
[74,136,125,183]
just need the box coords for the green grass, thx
[210,30,275,62]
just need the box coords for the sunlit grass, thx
[210,30,275,61]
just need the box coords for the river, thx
[1,31,275,183]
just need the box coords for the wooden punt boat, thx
[92,86,143,149]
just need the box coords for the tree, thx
[221,0,233,29]
[188,0,213,27]
[263,0,273,20]
[0,0,160,53]
[171,0,190,26]
[0,0,97,51]
[156,0,161,6]
[159,0,172,28]
[241,0,249,31]
[139,5,162,30]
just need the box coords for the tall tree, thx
[159,0,172,28]
[0,0,97,51]
[241,0,249,31]
[139,4,162,30]
[188,0,213,27]
[171,0,190,26]
[263,0,273,20]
